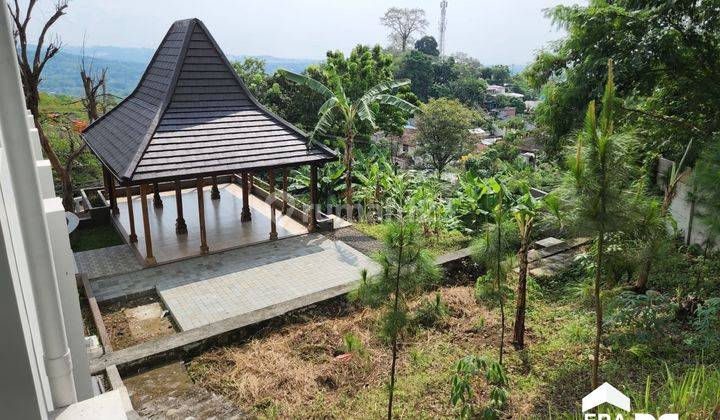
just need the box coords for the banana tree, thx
[511,191,543,349]
[279,69,420,220]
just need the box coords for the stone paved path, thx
[90,234,378,320]
[74,244,143,280]
[158,235,378,330]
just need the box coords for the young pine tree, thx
[352,220,440,419]
[564,60,633,389]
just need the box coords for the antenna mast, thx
[439,0,448,56]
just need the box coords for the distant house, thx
[499,92,524,100]
[474,136,502,153]
[469,127,489,138]
[382,123,419,169]
[524,100,541,112]
[495,106,517,120]
[486,84,506,95]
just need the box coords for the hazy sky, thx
[22,0,582,64]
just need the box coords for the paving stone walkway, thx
[90,234,379,330]
[159,235,378,330]
[74,245,143,280]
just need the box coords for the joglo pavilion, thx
[82,18,337,265]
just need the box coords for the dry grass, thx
[188,286,502,418]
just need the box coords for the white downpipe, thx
[0,5,77,409]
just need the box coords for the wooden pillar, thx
[152,181,163,208]
[240,172,251,222]
[282,169,288,214]
[268,169,278,240]
[104,168,119,215]
[102,167,111,199]
[125,186,137,243]
[197,177,209,254]
[210,175,220,200]
[308,164,318,233]
[174,179,187,235]
[139,184,156,265]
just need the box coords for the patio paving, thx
[159,234,379,330]
[90,233,379,319]
[74,244,143,280]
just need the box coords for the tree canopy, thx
[525,0,720,160]
[414,36,439,56]
[380,7,429,52]
[415,98,477,177]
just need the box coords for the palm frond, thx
[312,107,338,138]
[278,69,333,99]
[374,94,421,114]
[359,79,411,103]
[355,100,376,128]
[318,96,339,116]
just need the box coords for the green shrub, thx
[342,332,368,359]
[412,292,448,329]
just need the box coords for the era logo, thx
[584,415,678,420]
[582,383,678,420]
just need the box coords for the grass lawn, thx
[354,222,470,257]
[71,224,124,252]
[187,259,719,418]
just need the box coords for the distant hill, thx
[32,45,320,97]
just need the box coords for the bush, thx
[412,292,448,329]
[605,291,677,344]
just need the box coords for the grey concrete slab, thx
[159,237,379,331]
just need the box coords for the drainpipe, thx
[0,5,77,409]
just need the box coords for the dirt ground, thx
[324,226,382,256]
[100,295,176,350]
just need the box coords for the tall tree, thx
[564,60,632,389]
[352,220,440,419]
[415,98,475,178]
[79,55,106,123]
[395,50,434,101]
[526,0,720,160]
[414,35,439,56]
[9,0,78,210]
[692,144,720,254]
[280,69,419,219]
[268,45,416,137]
[232,57,269,101]
[380,7,429,52]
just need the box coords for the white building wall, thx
[0,147,49,418]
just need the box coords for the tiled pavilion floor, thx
[114,183,307,264]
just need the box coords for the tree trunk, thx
[387,225,405,420]
[496,220,505,365]
[634,257,652,293]
[344,135,354,220]
[60,169,74,212]
[512,235,529,348]
[30,107,74,211]
[592,231,605,390]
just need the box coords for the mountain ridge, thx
[33,45,320,97]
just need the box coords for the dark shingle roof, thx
[83,18,336,183]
